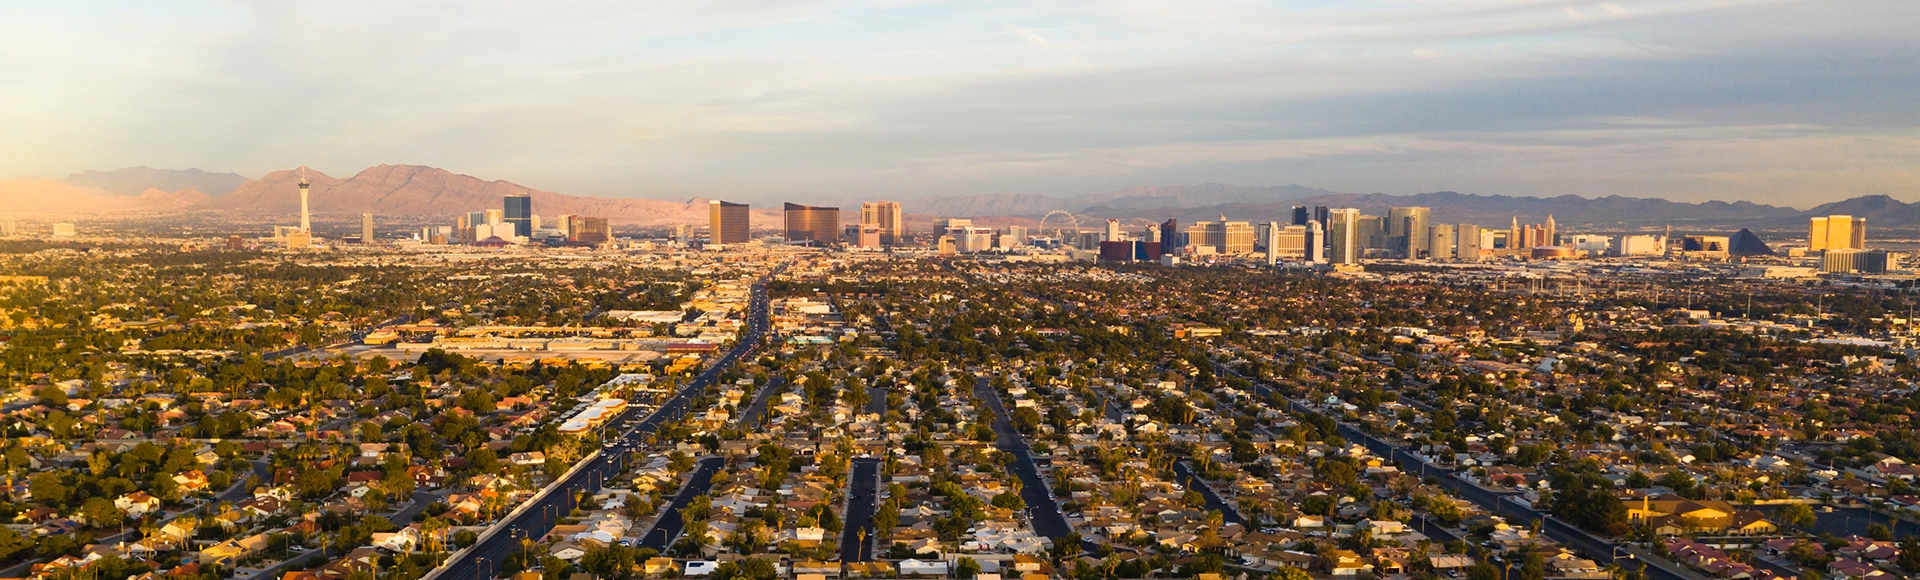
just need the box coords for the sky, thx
[1,0,1916,208]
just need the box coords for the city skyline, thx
[2,2,1917,207]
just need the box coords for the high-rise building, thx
[783,203,840,244]
[361,213,374,243]
[1268,223,1308,264]
[504,194,532,237]
[0,216,15,236]
[1610,234,1663,256]
[1809,215,1865,251]
[569,216,611,244]
[1457,224,1483,261]
[1822,249,1892,273]
[1291,206,1309,226]
[298,177,311,233]
[1005,226,1027,247]
[1304,221,1325,263]
[1427,224,1455,260]
[709,200,750,245]
[847,224,883,248]
[861,201,905,245]
[1388,207,1431,257]
[1105,219,1123,242]
[673,224,693,243]
[52,222,77,237]
[484,209,504,226]
[1186,216,1255,255]
[1160,219,1183,252]
[1329,209,1361,264]
[951,226,995,252]
[936,217,971,233]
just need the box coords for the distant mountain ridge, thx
[1800,195,1920,227]
[907,183,1335,217]
[64,167,249,198]
[210,165,728,226]
[6,164,1917,229]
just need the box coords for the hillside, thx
[207,165,718,226]
[0,178,212,214]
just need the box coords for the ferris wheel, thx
[1039,210,1080,238]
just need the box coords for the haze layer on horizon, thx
[2,0,1916,208]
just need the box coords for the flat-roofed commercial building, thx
[784,203,840,244]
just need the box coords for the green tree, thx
[1268,568,1310,580]
[0,527,31,561]
[1898,535,1920,573]
[1779,504,1817,530]
[29,472,70,507]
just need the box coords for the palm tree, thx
[419,517,448,555]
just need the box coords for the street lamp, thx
[476,556,494,580]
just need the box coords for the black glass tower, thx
[504,194,533,237]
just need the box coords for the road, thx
[637,457,727,551]
[734,378,786,430]
[972,377,1074,539]
[865,386,887,416]
[1208,359,1684,580]
[218,458,275,502]
[1268,392,1682,580]
[262,315,412,361]
[425,266,779,580]
[839,458,885,562]
[1170,460,1244,525]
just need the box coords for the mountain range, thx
[2,164,1915,229]
[211,165,727,226]
[64,167,249,198]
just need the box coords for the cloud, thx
[0,0,1915,207]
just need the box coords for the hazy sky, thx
[2,0,1915,207]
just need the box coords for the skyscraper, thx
[783,203,840,244]
[847,224,882,248]
[361,212,374,243]
[1329,208,1361,264]
[1291,206,1309,226]
[1005,225,1027,247]
[1457,224,1483,261]
[1105,219,1123,242]
[1428,224,1455,260]
[1304,220,1325,263]
[710,200,750,245]
[0,217,15,237]
[861,201,905,245]
[1186,216,1255,255]
[1388,207,1431,257]
[1160,219,1182,251]
[504,194,533,237]
[1809,215,1865,251]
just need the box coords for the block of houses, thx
[115,492,162,517]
